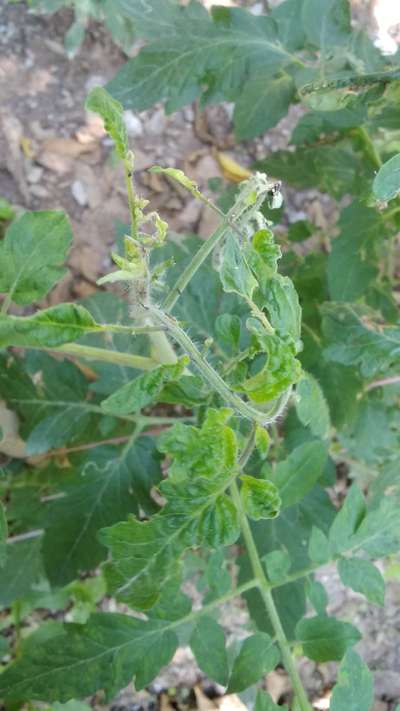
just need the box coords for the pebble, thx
[123,110,143,138]
[26,166,43,184]
[85,75,106,92]
[71,180,88,206]
[146,108,167,136]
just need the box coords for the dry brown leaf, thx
[41,137,98,157]
[0,401,26,458]
[160,693,175,711]
[0,112,30,201]
[217,694,248,711]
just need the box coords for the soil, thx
[0,1,399,710]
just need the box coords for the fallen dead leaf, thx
[0,401,26,458]
[216,151,251,183]
[194,685,218,711]
[41,137,98,158]
[217,694,248,711]
[0,112,30,201]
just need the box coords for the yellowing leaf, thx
[216,152,252,183]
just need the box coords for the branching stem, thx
[230,466,312,711]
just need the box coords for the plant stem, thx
[124,158,137,239]
[153,308,291,425]
[357,126,382,169]
[162,220,229,313]
[230,479,312,711]
[31,342,158,371]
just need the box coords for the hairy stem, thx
[230,478,312,711]
[356,126,382,169]
[152,308,291,425]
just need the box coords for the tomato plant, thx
[1,1,400,708]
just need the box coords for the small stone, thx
[123,110,143,138]
[85,75,106,92]
[29,184,49,198]
[26,166,43,184]
[71,180,88,207]
[146,108,167,135]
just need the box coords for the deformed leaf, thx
[296,615,361,662]
[100,474,239,609]
[190,616,229,686]
[101,358,188,416]
[0,612,182,701]
[221,234,257,301]
[330,650,374,711]
[158,408,237,483]
[273,440,327,508]
[0,211,72,306]
[338,557,385,606]
[240,474,281,520]
[86,87,128,159]
[0,304,102,348]
[295,372,330,439]
[227,632,280,693]
[373,152,400,203]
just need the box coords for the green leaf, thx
[0,211,72,306]
[306,579,328,615]
[330,650,374,711]
[273,441,327,508]
[338,557,385,606]
[100,474,239,610]
[296,616,361,662]
[86,87,128,159]
[302,0,351,49]
[0,352,97,456]
[158,409,237,483]
[349,496,400,559]
[263,274,302,343]
[295,372,331,439]
[322,303,400,377]
[0,612,181,701]
[255,425,270,457]
[190,616,229,685]
[0,536,44,606]
[101,358,187,416]
[255,689,288,711]
[327,203,382,302]
[263,549,291,584]
[234,74,295,140]
[373,152,400,203]
[329,484,366,554]
[107,2,290,114]
[227,632,280,693]
[42,438,162,587]
[240,475,281,521]
[221,234,258,301]
[0,303,102,348]
[308,526,331,564]
[0,501,7,568]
